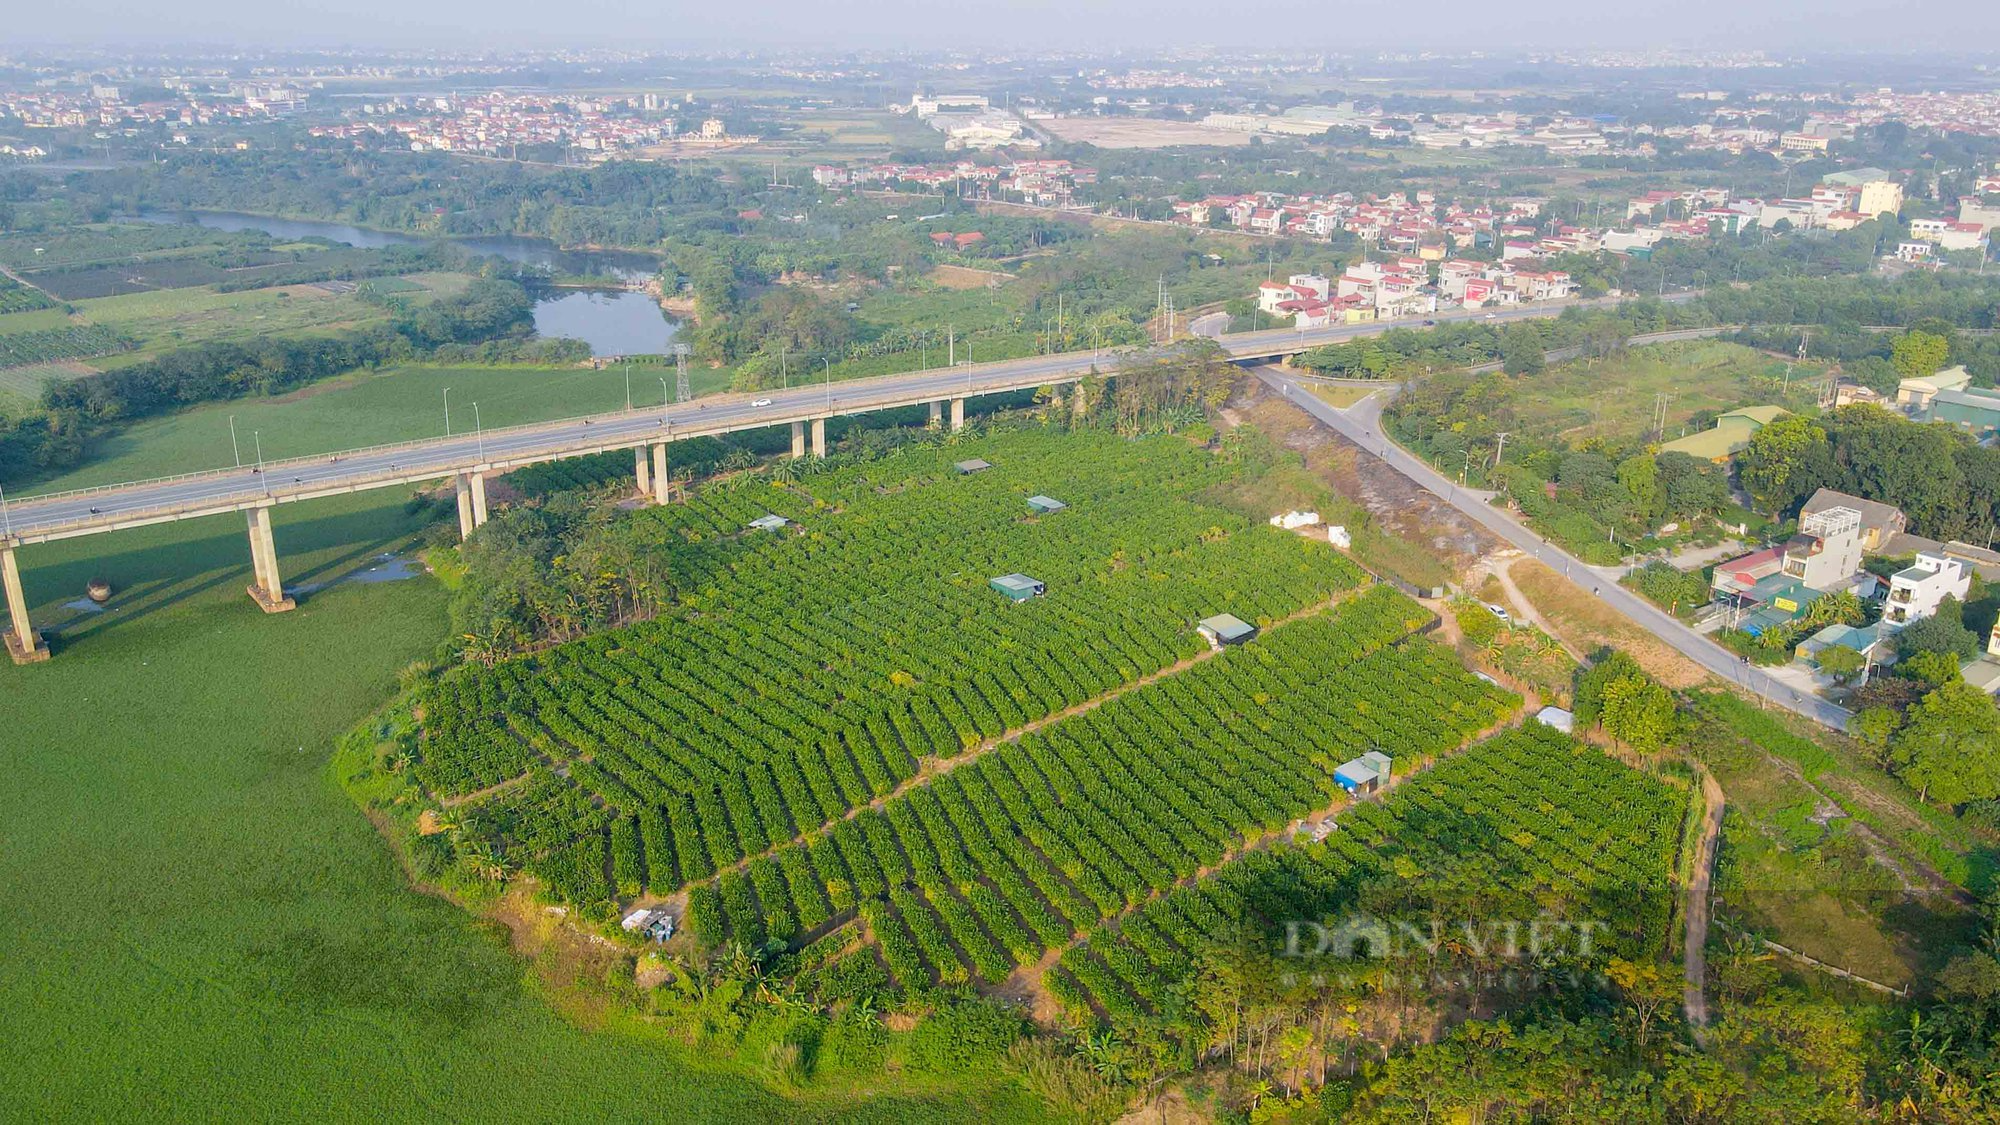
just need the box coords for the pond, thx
[530,289,681,357]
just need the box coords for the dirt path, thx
[1683,768,1725,1032]
[1479,552,1587,661]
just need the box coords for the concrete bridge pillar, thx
[811,418,827,459]
[245,506,294,613]
[634,446,652,497]
[651,442,670,504]
[928,400,943,428]
[790,421,806,460]
[949,397,966,432]
[469,472,490,527]
[454,474,476,540]
[3,545,47,664]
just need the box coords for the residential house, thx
[1782,506,1867,592]
[1884,552,1971,627]
[1799,488,1906,553]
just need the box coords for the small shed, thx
[747,513,790,531]
[990,573,1046,601]
[1334,758,1382,795]
[1026,495,1067,514]
[1360,750,1392,781]
[1534,705,1575,733]
[1197,613,1258,648]
[620,908,676,944]
[955,458,993,474]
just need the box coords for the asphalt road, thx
[1257,367,1850,731]
[6,292,1692,546]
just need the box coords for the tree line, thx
[0,278,536,484]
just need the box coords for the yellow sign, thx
[1773,597,1799,612]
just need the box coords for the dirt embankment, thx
[1224,377,1500,574]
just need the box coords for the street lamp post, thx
[623,363,632,411]
[823,358,833,411]
[0,482,12,539]
[473,404,484,462]
[229,415,241,468]
[254,431,267,495]
[443,388,452,436]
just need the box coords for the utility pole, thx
[229,415,241,468]
[674,342,691,403]
[1492,431,1510,467]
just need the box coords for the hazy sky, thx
[12,0,2000,54]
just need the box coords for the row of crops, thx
[1049,722,1693,1032]
[432,431,1369,878]
[670,587,1519,992]
[0,276,56,315]
[0,324,133,369]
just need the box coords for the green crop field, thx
[1054,723,1692,1042]
[0,488,1051,1123]
[346,428,1543,1027]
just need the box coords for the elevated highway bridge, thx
[2,293,1685,662]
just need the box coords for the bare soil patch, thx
[1509,560,1711,689]
[1228,378,1498,572]
[928,263,1013,290]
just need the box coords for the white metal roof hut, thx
[1026,495,1067,514]
[747,513,791,531]
[1534,705,1575,734]
[955,458,993,474]
[990,573,1046,602]
[1334,757,1382,795]
[1196,613,1258,648]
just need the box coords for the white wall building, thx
[1884,552,1972,627]
[1783,507,1866,591]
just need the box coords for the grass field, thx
[75,283,401,356]
[0,306,76,334]
[1506,340,1829,447]
[0,489,1052,1123]
[1308,382,1383,410]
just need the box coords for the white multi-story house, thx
[1783,507,1866,591]
[1884,552,1972,627]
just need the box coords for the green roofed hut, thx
[1026,495,1066,514]
[1197,613,1257,648]
[990,573,1045,601]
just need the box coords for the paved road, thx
[5,292,1692,546]
[1258,367,1849,731]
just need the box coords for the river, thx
[134,210,678,356]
